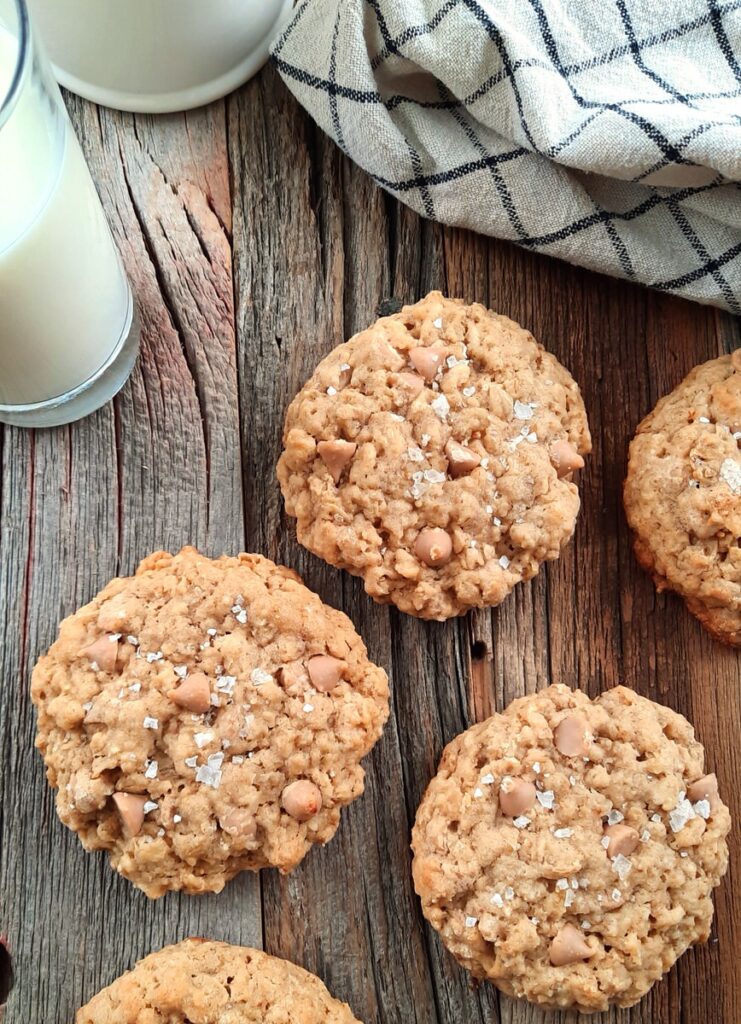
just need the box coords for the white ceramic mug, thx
[25,0,294,113]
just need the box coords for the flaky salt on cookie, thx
[624,350,741,646]
[31,548,389,898]
[76,939,361,1022]
[411,684,730,1013]
[278,292,591,620]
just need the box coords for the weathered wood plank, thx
[0,94,259,1024]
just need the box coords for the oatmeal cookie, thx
[278,292,591,620]
[411,684,730,1013]
[32,548,389,898]
[624,350,741,645]
[76,939,361,1022]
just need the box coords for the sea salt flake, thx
[465,916,478,928]
[698,416,710,423]
[206,628,217,637]
[195,731,213,748]
[553,827,573,839]
[693,798,711,819]
[611,889,621,902]
[480,456,489,468]
[490,893,504,908]
[536,789,555,809]
[569,775,576,786]
[571,878,579,889]
[303,703,314,713]
[216,675,236,694]
[143,716,159,730]
[431,394,450,420]
[462,386,476,397]
[146,652,163,663]
[144,760,158,780]
[251,668,273,687]
[641,829,650,842]
[512,815,531,829]
[327,386,337,396]
[406,446,425,463]
[530,916,539,926]
[504,886,515,900]
[231,756,244,764]
[82,701,93,712]
[473,787,484,799]
[498,555,511,569]
[606,809,624,825]
[233,607,248,624]
[651,812,662,823]
[129,682,141,693]
[481,773,495,785]
[555,878,569,890]
[433,317,443,329]
[423,469,446,484]
[493,516,501,526]
[532,762,541,774]
[581,919,591,930]
[600,836,611,849]
[421,433,431,447]
[668,794,695,833]
[173,814,182,823]
[507,433,526,450]
[210,694,220,707]
[612,853,632,880]
[142,801,158,814]
[173,665,188,679]
[184,756,198,768]
[127,635,139,646]
[564,890,575,908]
[513,400,534,420]
[196,762,222,789]
[719,457,741,494]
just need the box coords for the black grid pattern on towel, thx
[273,0,741,312]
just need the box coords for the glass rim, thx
[0,0,29,133]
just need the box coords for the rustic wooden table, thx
[0,64,738,1024]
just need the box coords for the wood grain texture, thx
[1,62,738,1024]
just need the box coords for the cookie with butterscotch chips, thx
[278,292,591,620]
[411,684,730,1012]
[32,548,388,897]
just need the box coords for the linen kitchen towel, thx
[273,0,741,312]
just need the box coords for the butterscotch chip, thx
[31,548,389,898]
[411,684,730,1013]
[278,292,591,620]
[624,351,741,645]
[76,939,361,1022]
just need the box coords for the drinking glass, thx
[0,0,139,427]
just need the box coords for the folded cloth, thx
[272,0,741,312]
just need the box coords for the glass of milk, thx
[0,0,139,427]
[26,0,294,114]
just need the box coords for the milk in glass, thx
[0,17,134,414]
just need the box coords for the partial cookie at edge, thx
[624,350,741,646]
[76,939,362,1023]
